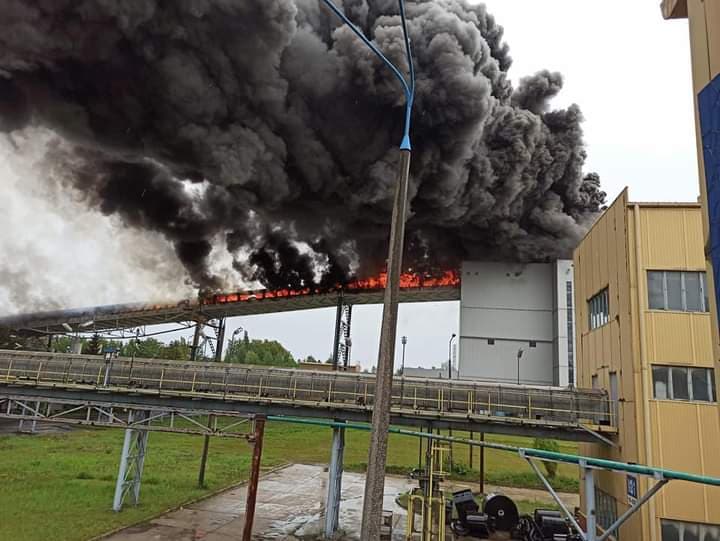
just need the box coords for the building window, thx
[487,338,495,345]
[647,270,709,312]
[588,288,609,330]
[652,365,716,402]
[567,281,575,386]
[661,519,720,541]
[595,488,619,540]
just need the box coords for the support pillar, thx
[584,466,597,541]
[242,415,266,541]
[361,148,411,541]
[214,319,226,362]
[198,415,214,487]
[332,293,344,370]
[324,424,346,538]
[479,433,485,494]
[191,323,203,362]
[113,411,149,512]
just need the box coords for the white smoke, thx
[0,128,196,314]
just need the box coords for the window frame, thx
[588,287,610,330]
[646,270,709,313]
[651,364,717,403]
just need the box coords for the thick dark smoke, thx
[0,0,605,291]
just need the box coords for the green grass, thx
[0,423,578,541]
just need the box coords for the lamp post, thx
[317,2,415,539]
[517,348,524,385]
[401,335,407,375]
[227,327,244,362]
[448,333,457,379]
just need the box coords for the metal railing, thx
[0,350,616,431]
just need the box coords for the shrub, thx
[533,438,561,479]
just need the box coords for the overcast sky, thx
[1,0,699,369]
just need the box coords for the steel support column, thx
[214,318,226,363]
[324,424,346,538]
[242,415,266,541]
[190,323,203,362]
[332,293,344,370]
[198,415,215,487]
[584,466,597,541]
[113,410,149,512]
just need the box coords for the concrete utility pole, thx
[362,149,411,538]
[316,1,415,539]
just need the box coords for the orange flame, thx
[204,269,459,305]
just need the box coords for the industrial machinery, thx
[448,489,581,540]
[406,443,449,541]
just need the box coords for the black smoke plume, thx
[0,0,605,291]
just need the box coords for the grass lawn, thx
[0,421,578,541]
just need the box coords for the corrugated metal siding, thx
[639,205,720,529]
[575,190,645,540]
[651,401,720,524]
[641,206,706,271]
[576,196,720,537]
[645,312,713,366]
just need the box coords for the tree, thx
[224,333,296,367]
[533,438,561,479]
[160,338,191,361]
[304,355,318,364]
[84,333,102,355]
[130,338,164,359]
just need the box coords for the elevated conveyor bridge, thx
[0,350,615,442]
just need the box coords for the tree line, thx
[48,330,301,368]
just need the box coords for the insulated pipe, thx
[265,416,720,487]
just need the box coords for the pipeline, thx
[266,416,720,487]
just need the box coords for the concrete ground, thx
[103,464,414,540]
[102,464,578,540]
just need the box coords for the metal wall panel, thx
[651,401,720,524]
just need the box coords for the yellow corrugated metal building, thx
[574,190,720,540]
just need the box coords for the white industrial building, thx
[458,260,575,387]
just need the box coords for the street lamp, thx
[517,348,524,385]
[401,336,407,375]
[317,2,416,539]
[448,333,457,379]
[228,326,244,362]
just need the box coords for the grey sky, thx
[0,1,698,369]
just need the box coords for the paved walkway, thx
[103,464,413,540]
[102,464,578,540]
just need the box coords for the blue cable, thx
[321,0,415,150]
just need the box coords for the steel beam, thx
[525,455,585,539]
[324,424,346,538]
[0,384,611,441]
[596,477,668,541]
